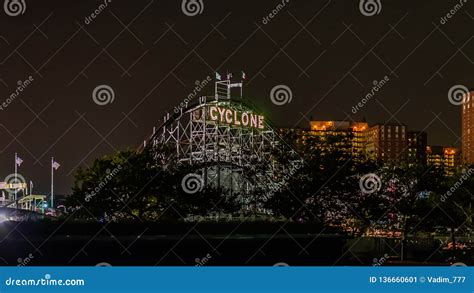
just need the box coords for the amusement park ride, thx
[0,182,48,215]
[2,74,301,217]
[1,155,59,218]
[144,76,302,205]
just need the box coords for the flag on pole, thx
[52,161,60,170]
[242,71,246,80]
[215,72,221,80]
[15,156,23,166]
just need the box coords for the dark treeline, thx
[65,135,472,248]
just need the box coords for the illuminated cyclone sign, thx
[207,106,264,129]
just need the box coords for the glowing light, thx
[208,106,264,129]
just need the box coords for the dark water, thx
[0,221,469,266]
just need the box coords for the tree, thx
[266,132,378,229]
[428,167,473,260]
[374,164,445,259]
[67,146,240,222]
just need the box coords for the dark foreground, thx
[0,221,471,266]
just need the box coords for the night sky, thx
[0,0,473,195]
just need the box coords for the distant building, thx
[407,131,428,165]
[462,90,474,165]
[366,124,407,164]
[427,146,461,175]
[277,127,305,148]
[307,120,369,157]
[281,120,459,170]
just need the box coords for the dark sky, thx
[0,0,473,195]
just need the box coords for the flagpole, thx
[51,157,54,208]
[14,153,17,202]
